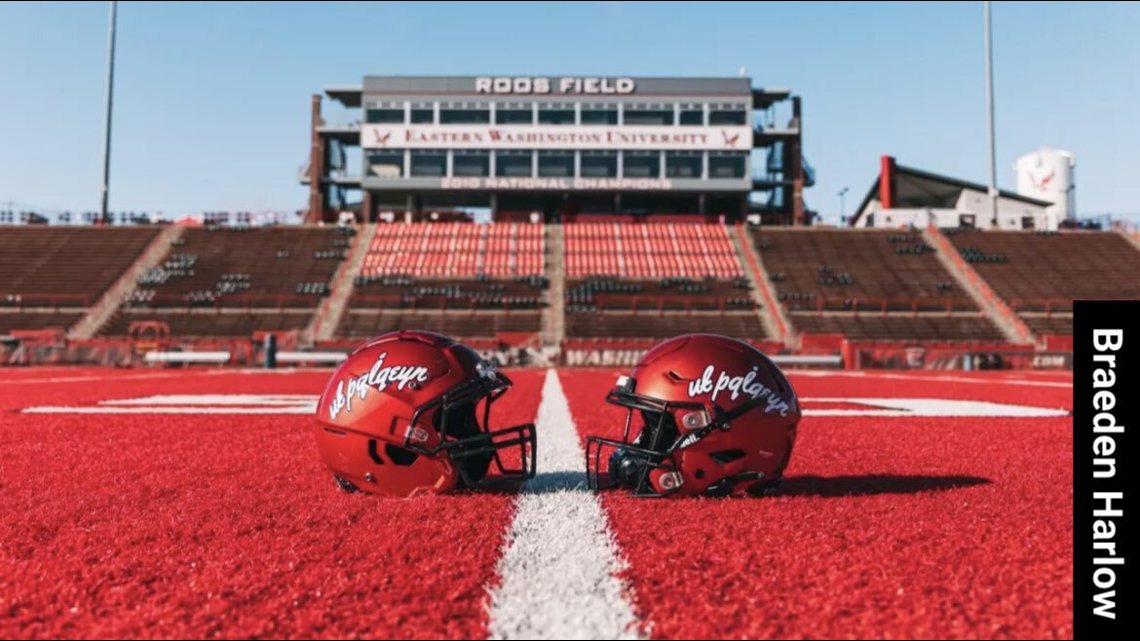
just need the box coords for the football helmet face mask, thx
[314,330,536,497]
[586,334,801,497]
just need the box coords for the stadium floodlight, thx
[984,0,998,226]
[100,1,117,225]
[838,187,850,222]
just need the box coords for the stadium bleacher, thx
[362,222,544,277]
[338,223,548,340]
[98,311,312,337]
[6,220,1138,352]
[565,277,754,312]
[751,228,1000,341]
[0,311,86,335]
[99,226,352,337]
[562,223,763,340]
[0,226,160,306]
[339,310,542,339]
[788,313,1005,342]
[0,226,161,334]
[1019,314,1074,336]
[350,275,548,312]
[565,311,766,339]
[945,229,1140,336]
[564,222,741,278]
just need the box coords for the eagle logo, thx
[721,131,741,147]
[372,130,393,146]
[1031,169,1056,192]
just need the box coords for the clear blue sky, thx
[1,1,1138,223]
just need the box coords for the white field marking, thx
[21,406,316,415]
[486,369,642,641]
[2,371,201,385]
[3,368,330,385]
[790,369,1071,388]
[20,393,1068,418]
[22,394,316,414]
[1,364,321,383]
[802,397,1070,418]
[102,394,313,405]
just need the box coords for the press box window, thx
[580,106,618,125]
[623,152,660,178]
[440,103,490,124]
[410,108,434,124]
[708,152,746,179]
[495,151,533,178]
[538,104,575,125]
[624,106,674,126]
[496,105,533,124]
[538,152,574,177]
[368,151,404,178]
[581,152,617,178]
[709,105,747,126]
[410,151,446,177]
[453,151,490,177]
[679,106,704,126]
[366,108,404,124]
[666,152,702,178]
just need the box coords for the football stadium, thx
[1,2,1136,639]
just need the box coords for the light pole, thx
[838,187,850,223]
[984,0,998,226]
[100,1,118,225]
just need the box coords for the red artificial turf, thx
[560,369,1074,639]
[0,367,1075,639]
[0,368,544,639]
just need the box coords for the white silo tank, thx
[1015,148,1075,221]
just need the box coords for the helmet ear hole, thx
[384,444,419,466]
[333,475,360,493]
[709,449,746,465]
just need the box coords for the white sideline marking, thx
[23,394,316,414]
[486,369,642,641]
[102,394,312,406]
[803,397,1069,418]
[3,369,329,385]
[144,351,229,364]
[791,370,1071,388]
[3,372,199,385]
[20,394,1067,418]
[22,406,316,415]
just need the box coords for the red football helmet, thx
[314,330,535,497]
[586,334,801,497]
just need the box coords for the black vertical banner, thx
[1074,300,1136,636]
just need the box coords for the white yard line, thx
[3,371,198,385]
[21,406,315,414]
[790,369,1072,388]
[486,369,642,641]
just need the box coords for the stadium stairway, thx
[1117,228,1140,254]
[311,223,377,342]
[732,225,790,346]
[923,225,1035,345]
[69,225,185,340]
[544,224,565,345]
